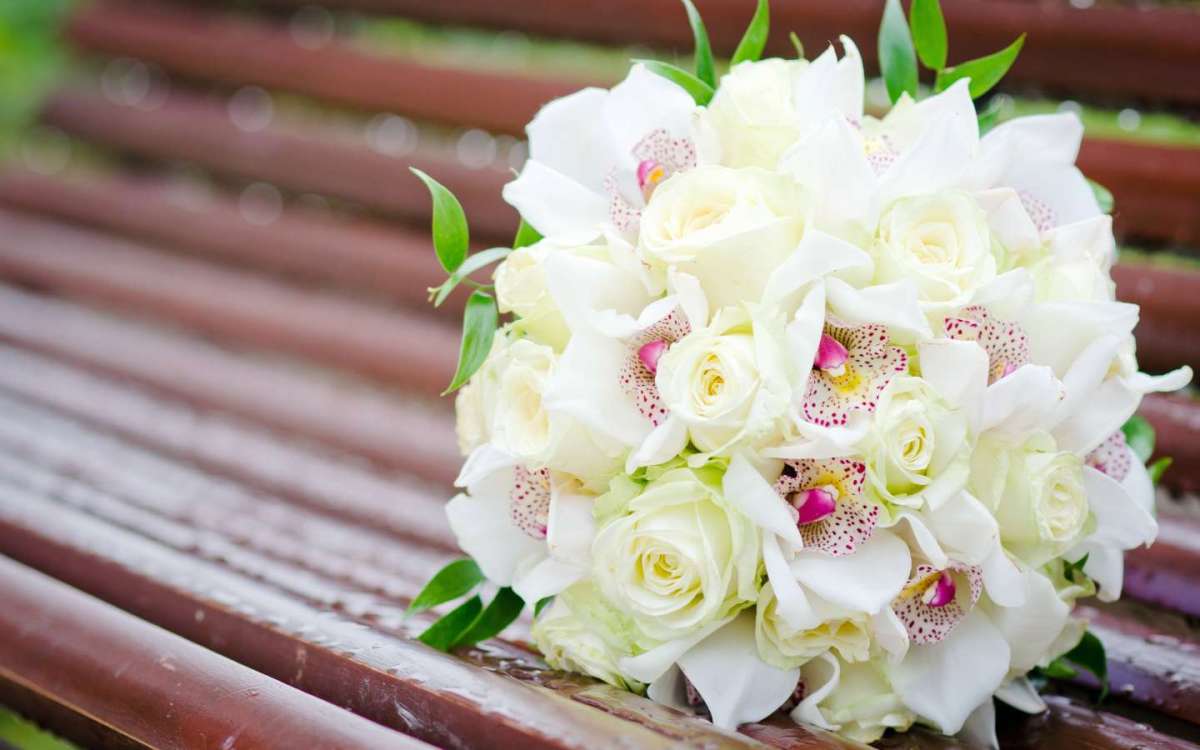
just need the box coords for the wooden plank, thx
[0,345,457,547]
[68,0,585,135]
[243,0,1200,104]
[58,2,1200,246]
[0,286,461,484]
[1079,600,1200,726]
[0,169,466,311]
[0,556,435,750]
[0,208,458,396]
[39,89,517,238]
[1139,395,1200,495]
[1124,512,1200,619]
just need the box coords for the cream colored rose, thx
[798,657,915,744]
[697,58,809,169]
[638,165,807,310]
[485,335,623,489]
[864,376,970,509]
[755,584,870,669]
[654,306,792,453]
[532,596,643,691]
[494,243,570,350]
[874,192,999,315]
[591,464,759,644]
[970,432,1089,564]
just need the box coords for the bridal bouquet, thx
[408,0,1191,744]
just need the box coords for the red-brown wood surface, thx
[234,0,1200,104]
[0,556,434,750]
[39,89,517,237]
[0,169,462,311]
[0,208,458,396]
[0,284,461,484]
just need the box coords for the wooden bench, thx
[2,1,1200,748]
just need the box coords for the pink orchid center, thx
[923,572,957,608]
[638,339,668,374]
[792,487,837,525]
[814,334,849,373]
[637,159,666,200]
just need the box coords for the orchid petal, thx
[619,617,730,684]
[995,677,1047,714]
[792,530,911,614]
[826,277,933,342]
[725,453,804,547]
[956,698,999,750]
[679,613,801,729]
[890,609,1010,734]
[763,531,820,631]
[446,490,545,587]
[984,568,1069,673]
[502,159,608,240]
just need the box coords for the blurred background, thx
[0,2,1199,748]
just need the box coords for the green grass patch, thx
[0,707,78,750]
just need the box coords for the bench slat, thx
[0,555,435,750]
[0,208,457,395]
[0,286,460,483]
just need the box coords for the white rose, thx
[864,376,970,509]
[874,192,999,315]
[487,335,622,489]
[655,306,792,453]
[638,165,807,310]
[798,657,915,744]
[756,584,870,669]
[697,58,809,169]
[591,464,759,644]
[532,595,643,691]
[494,243,570,350]
[970,432,1089,564]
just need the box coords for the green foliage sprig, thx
[879,0,1025,107]
[406,558,532,650]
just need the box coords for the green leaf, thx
[1148,456,1173,485]
[1121,415,1156,463]
[636,59,715,106]
[513,217,542,249]
[410,168,469,273]
[1040,658,1078,680]
[407,558,484,617]
[1063,630,1109,700]
[444,291,499,395]
[431,247,510,307]
[935,34,1025,99]
[878,0,918,104]
[910,0,947,70]
[679,0,716,87]
[454,587,525,647]
[1089,179,1114,214]
[1064,553,1089,584]
[788,32,804,59]
[418,595,483,651]
[977,98,1003,135]
[731,0,770,66]
[534,596,554,618]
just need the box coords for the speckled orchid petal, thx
[618,307,692,427]
[892,562,983,645]
[1085,430,1132,482]
[943,306,1029,384]
[605,128,697,231]
[510,465,552,539]
[802,318,908,428]
[775,458,877,556]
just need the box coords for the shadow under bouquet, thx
[408,0,1192,745]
